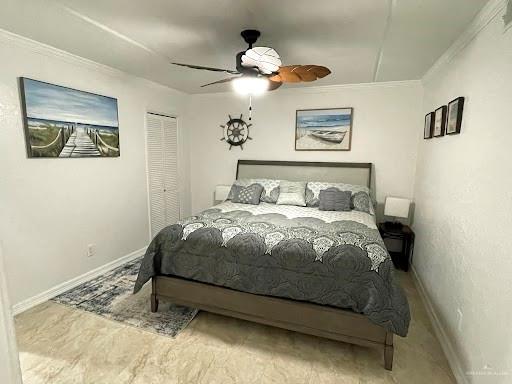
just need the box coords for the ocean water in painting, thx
[297,113,351,129]
[21,78,120,158]
[296,109,352,150]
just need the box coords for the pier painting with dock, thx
[20,78,120,158]
[295,108,353,151]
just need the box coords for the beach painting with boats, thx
[295,108,353,151]
[20,78,120,158]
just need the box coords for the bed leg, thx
[151,294,159,312]
[384,332,394,371]
[150,278,159,313]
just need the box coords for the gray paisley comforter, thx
[134,201,410,336]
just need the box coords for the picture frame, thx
[19,77,120,158]
[295,107,353,151]
[446,97,465,135]
[424,112,435,139]
[433,106,447,137]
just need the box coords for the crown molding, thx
[0,28,184,95]
[0,28,122,75]
[422,0,507,83]
[0,27,417,98]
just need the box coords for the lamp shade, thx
[214,185,231,202]
[384,197,411,219]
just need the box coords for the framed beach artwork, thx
[295,108,353,151]
[433,105,447,137]
[19,78,120,158]
[424,112,434,139]
[446,97,465,135]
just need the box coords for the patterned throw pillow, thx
[227,178,280,203]
[231,183,264,205]
[227,179,251,200]
[351,191,373,214]
[276,181,307,206]
[306,181,371,207]
[318,188,352,211]
[250,178,280,203]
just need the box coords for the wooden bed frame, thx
[150,160,394,370]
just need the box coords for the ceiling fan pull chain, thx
[248,95,252,121]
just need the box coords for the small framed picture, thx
[446,97,465,135]
[433,106,447,137]
[424,112,435,139]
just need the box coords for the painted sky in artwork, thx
[23,78,118,127]
[297,109,352,129]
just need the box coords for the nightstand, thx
[378,223,415,271]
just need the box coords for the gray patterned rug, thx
[52,257,198,338]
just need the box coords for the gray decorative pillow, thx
[227,179,251,200]
[319,188,352,211]
[227,178,280,203]
[306,181,371,207]
[250,178,280,203]
[231,183,264,205]
[351,191,372,214]
[276,181,307,206]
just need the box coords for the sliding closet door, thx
[146,113,180,237]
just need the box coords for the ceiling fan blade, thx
[276,65,331,83]
[200,76,240,87]
[269,74,282,82]
[268,79,282,91]
[309,65,331,78]
[273,67,302,83]
[290,65,317,82]
[172,62,239,75]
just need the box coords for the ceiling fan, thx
[171,29,331,94]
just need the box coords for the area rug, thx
[52,257,198,338]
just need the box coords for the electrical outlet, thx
[457,309,463,332]
[87,244,96,258]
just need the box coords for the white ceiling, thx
[0,0,488,93]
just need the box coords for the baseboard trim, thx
[12,247,147,315]
[410,266,468,384]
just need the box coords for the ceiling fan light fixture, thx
[232,76,269,96]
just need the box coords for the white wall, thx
[0,31,190,306]
[413,2,512,382]
[187,82,422,215]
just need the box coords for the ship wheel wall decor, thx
[220,114,252,150]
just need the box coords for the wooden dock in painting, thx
[59,129,101,157]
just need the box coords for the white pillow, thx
[276,180,307,206]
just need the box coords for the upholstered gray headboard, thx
[236,160,372,188]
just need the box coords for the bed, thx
[134,160,410,370]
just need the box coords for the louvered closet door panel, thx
[146,114,166,237]
[162,117,180,226]
[164,190,180,226]
[146,113,180,238]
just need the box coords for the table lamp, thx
[384,197,411,229]
[214,185,231,203]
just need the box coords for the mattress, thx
[134,201,410,336]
